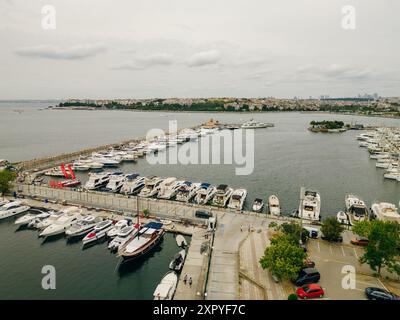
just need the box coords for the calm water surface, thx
[0,102,399,299]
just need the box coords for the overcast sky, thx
[0,0,399,99]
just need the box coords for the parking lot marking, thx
[377,278,388,292]
[317,241,321,252]
[353,248,359,259]
[329,245,333,254]
[341,246,345,257]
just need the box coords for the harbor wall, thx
[15,184,305,225]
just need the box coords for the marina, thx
[1,103,399,300]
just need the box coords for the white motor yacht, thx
[345,194,369,225]
[337,211,350,225]
[84,172,112,190]
[108,224,139,252]
[39,211,81,237]
[156,177,178,199]
[175,182,201,202]
[212,184,233,207]
[104,172,125,192]
[252,198,264,213]
[268,195,281,216]
[371,202,400,222]
[15,208,51,226]
[120,175,145,195]
[36,207,81,230]
[0,201,30,220]
[169,249,186,272]
[72,162,91,171]
[298,189,321,221]
[88,162,104,170]
[138,176,163,198]
[193,183,217,205]
[0,198,9,207]
[65,215,99,238]
[158,179,184,200]
[82,219,113,245]
[241,119,273,129]
[153,271,178,300]
[107,219,130,238]
[227,188,247,210]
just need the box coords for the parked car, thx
[303,258,315,268]
[321,233,343,242]
[351,236,369,246]
[294,268,320,286]
[297,284,325,300]
[365,287,399,300]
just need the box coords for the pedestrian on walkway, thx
[240,225,243,232]
[183,274,188,284]
[189,277,192,287]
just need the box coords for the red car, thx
[297,284,325,299]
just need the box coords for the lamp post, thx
[299,187,305,245]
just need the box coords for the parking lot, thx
[307,239,388,300]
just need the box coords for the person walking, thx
[188,277,192,287]
[183,274,188,285]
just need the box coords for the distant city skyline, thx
[1,1,399,99]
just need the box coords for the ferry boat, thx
[138,176,163,198]
[268,195,281,216]
[175,181,201,202]
[227,188,247,210]
[298,189,321,221]
[153,271,178,300]
[212,184,233,207]
[193,183,217,205]
[118,222,165,260]
[0,201,30,220]
[345,194,369,225]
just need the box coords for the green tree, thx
[143,208,150,218]
[352,220,400,275]
[0,169,17,194]
[321,217,344,241]
[259,234,307,281]
[280,222,309,243]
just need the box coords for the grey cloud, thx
[14,44,106,60]
[113,53,175,70]
[187,50,221,67]
[296,64,372,81]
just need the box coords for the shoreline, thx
[48,107,400,119]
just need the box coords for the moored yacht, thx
[0,201,30,220]
[39,211,81,238]
[193,183,217,205]
[268,195,281,216]
[175,182,201,202]
[35,206,81,230]
[138,176,163,198]
[156,177,178,199]
[107,219,131,238]
[241,119,273,129]
[336,211,350,225]
[82,219,114,245]
[118,222,165,260]
[212,184,233,207]
[120,175,145,195]
[84,172,112,190]
[108,224,140,252]
[65,215,99,238]
[371,202,400,222]
[345,194,369,225]
[15,208,51,226]
[252,198,264,213]
[227,188,247,210]
[153,271,178,300]
[298,189,321,221]
[104,172,126,192]
[169,249,186,272]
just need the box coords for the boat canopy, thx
[200,183,210,188]
[217,184,228,191]
[144,222,163,229]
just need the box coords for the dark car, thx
[321,233,343,242]
[365,287,399,300]
[194,210,212,219]
[294,268,320,286]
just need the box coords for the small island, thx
[308,120,347,133]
